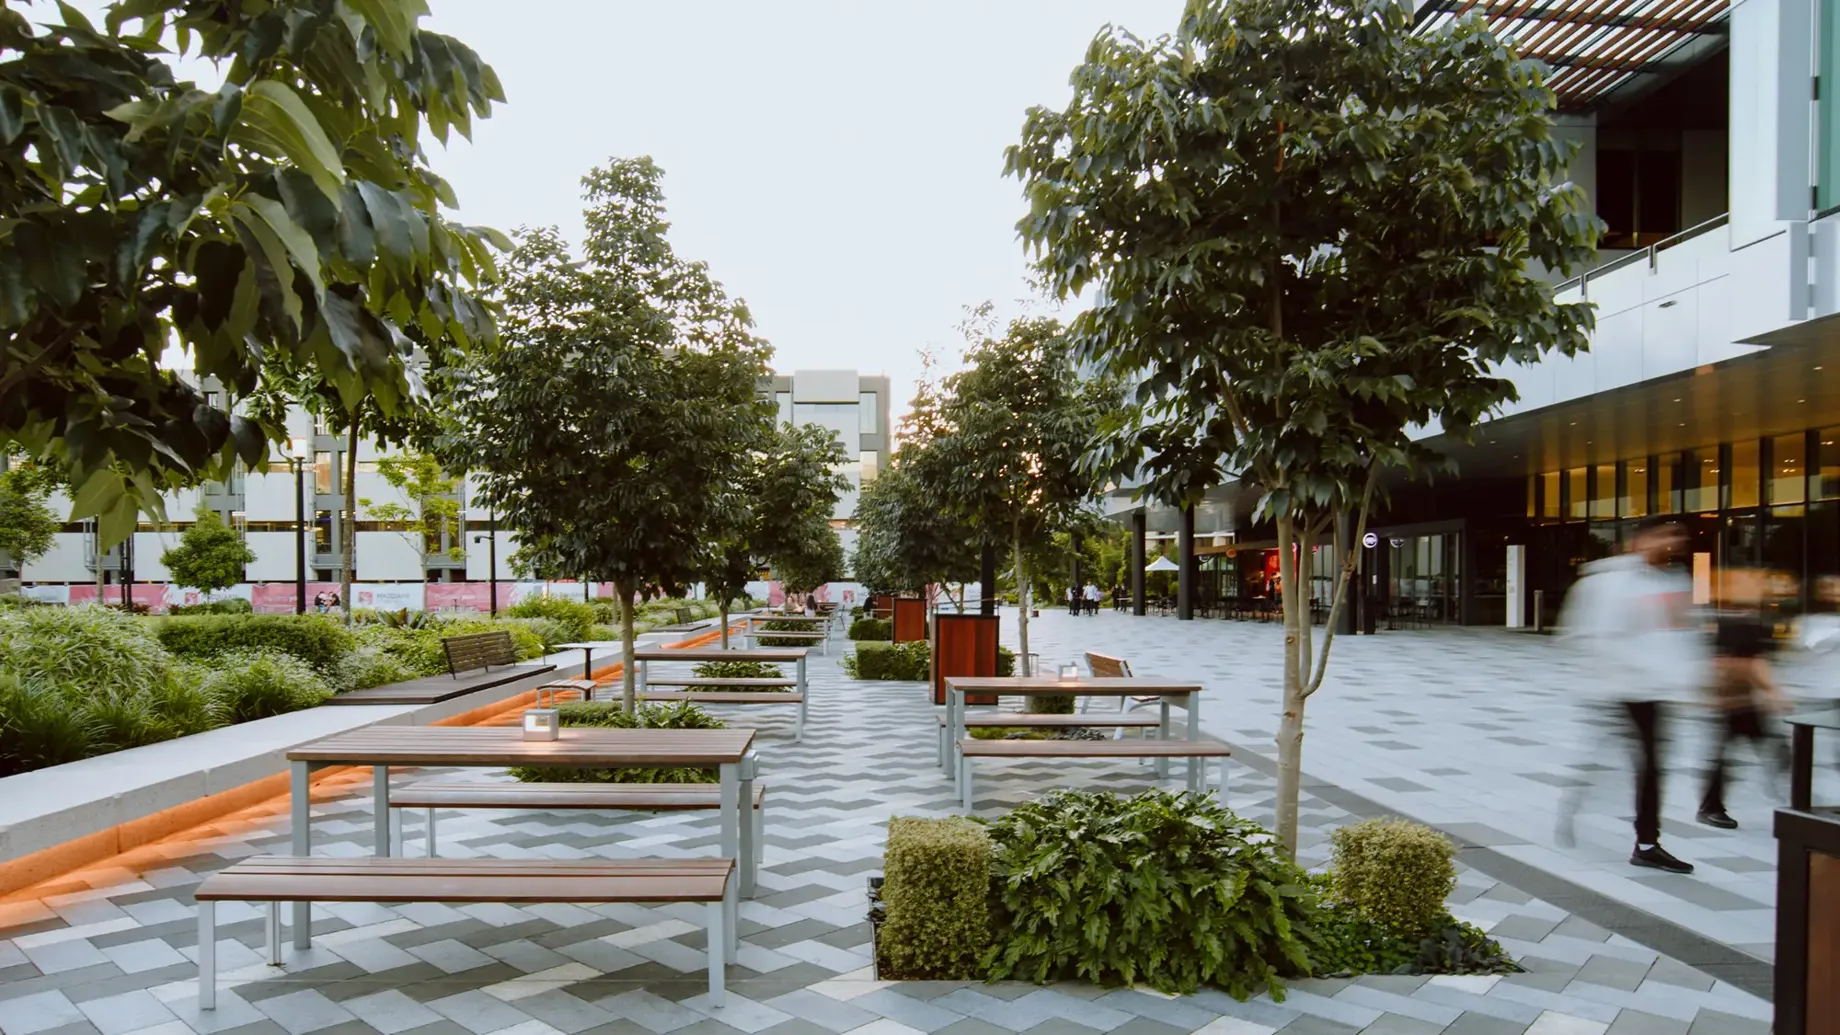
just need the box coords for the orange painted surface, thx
[0,621,737,901]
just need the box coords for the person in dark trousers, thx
[1557,516,1706,874]
[1698,568,1790,829]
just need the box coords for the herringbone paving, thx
[0,641,1771,1035]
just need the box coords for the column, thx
[1335,511,1356,636]
[1130,510,1147,616]
[1177,504,1195,621]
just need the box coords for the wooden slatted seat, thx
[536,678,599,701]
[442,631,517,678]
[956,736,1232,811]
[194,856,736,1009]
[634,687,806,743]
[641,677,798,689]
[388,781,767,863]
[931,711,1164,764]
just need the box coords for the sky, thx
[417,0,1186,419]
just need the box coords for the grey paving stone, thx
[1606,1010,1692,1035]
[1274,1015,1360,1035]
[1684,1011,1770,1035]
[1641,957,1715,993]
[1487,915,1562,942]
[1575,955,1654,993]
[1441,1014,1532,1035]
[1355,1018,1446,1035]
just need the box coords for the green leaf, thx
[238,194,325,300]
[237,80,346,203]
[230,202,304,331]
[0,86,26,144]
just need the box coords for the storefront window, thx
[1817,428,1840,500]
[1686,447,1720,513]
[1540,471,1561,519]
[1656,454,1681,514]
[1621,460,1649,518]
[1566,467,1588,521]
[1773,433,1807,505]
[1728,440,1760,510]
[1590,464,1616,520]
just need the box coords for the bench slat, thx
[637,691,803,704]
[195,856,731,903]
[936,713,1163,728]
[959,738,1231,759]
[392,781,767,810]
[444,631,518,676]
[642,678,797,688]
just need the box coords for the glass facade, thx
[859,391,879,434]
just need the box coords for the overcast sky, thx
[419,1,1184,417]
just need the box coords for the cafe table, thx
[940,676,1203,782]
[284,725,757,948]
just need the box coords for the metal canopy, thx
[1413,0,1730,110]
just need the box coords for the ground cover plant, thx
[508,701,725,783]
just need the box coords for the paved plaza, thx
[0,622,1779,1035]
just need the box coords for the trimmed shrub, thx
[845,641,930,681]
[509,701,725,783]
[880,817,991,980]
[167,598,254,616]
[1027,692,1075,715]
[1329,818,1457,939]
[329,646,416,694]
[692,659,785,680]
[996,646,1016,677]
[156,614,353,673]
[200,649,334,723]
[505,596,597,642]
[754,618,816,647]
[848,617,892,641]
[982,789,1314,998]
[0,602,173,697]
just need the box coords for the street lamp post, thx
[284,436,309,615]
[472,512,498,617]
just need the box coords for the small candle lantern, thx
[1059,662,1080,682]
[523,687,560,741]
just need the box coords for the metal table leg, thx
[290,760,312,950]
[373,766,391,857]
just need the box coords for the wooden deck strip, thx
[287,726,756,767]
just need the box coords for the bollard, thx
[1533,589,1544,634]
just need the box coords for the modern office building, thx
[1109,0,1840,627]
[763,369,894,560]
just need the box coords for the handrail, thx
[1551,213,1730,298]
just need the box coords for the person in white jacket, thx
[1557,515,1706,874]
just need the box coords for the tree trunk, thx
[720,599,730,649]
[1013,519,1031,676]
[618,582,637,717]
[1274,518,1307,859]
[340,403,360,626]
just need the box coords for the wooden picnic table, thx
[941,676,1204,783]
[553,640,617,679]
[740,612,831,653]
[283,725,758,949]
[631,647,809,736]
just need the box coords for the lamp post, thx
[283,436,309,615]
[471,512,498,616]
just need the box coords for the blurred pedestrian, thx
[1556,516,1705,874]
[1084,582,1102,615]
[1698,568,1791,829]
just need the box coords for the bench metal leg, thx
[388,809,402,856]
[197,901,216,1010]
[706,899,727,1007]
[426,807,438,857]
[290,760,312,950]
[959,755,973,812]
[796,658,808,744]
[737,755,757,897]
[1217,756,1231,809]
[266,903,281,965]
[936,723,946,767]
[752,797,764,868]
[1157,700,1172,778]
[373,766,391,858]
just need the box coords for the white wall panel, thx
[789,369,860,402]
[357,532,426,581]
[1729,0,1812,247]
[464,531,517,580]
[1592,306,1646,391]
[21,533,93,582]
[1638,294,1698,380]
[132,531,185,583]
[245,532,301,581]
[1551,349,1596,405]
[244,471,300,521]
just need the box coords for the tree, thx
[702,422,849,647]
[1009,0,1598,854]
[0,0,506,546]
[445,158,771,714]
[360,452,463,569]
[0,460,61,573]
[851,457,979,599]
[161,505,256,595]
[771,517,845,600]
[928,309,1101,674]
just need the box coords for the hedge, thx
[880,817,991,979]
[848,617,892,641]
[155,614,354,672]
[1329,818,1457,939]
[846,641,930,680]
[505,597,597,642]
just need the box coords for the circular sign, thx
[1361,533,1378,549]
[1390,537,1405,548]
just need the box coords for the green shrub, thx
[82,693,175,753]
[692,659,785,679]
[0,674,96,775]
[982,789,1314,998]
[505,596,597,641]
[996,646,1016,677]
[0,603,174,697]
[329,646,416,694]
[156,614,353,673]
[1307,875,1515,978]
[509,701,725,783]
[145,667,220,735]
[848,617,892,641]
[880,817,991,980]
[754,618,817,647]
[167,598,254,616]
[1329,818,1456,939]
[845,641,930,680]
[200,649,333,723]
[498,616,572,654]
[590,598,620,625]
[1027,693,1074,715]
[587,623,621,641]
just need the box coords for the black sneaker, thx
[1631,844,1695,874]
[1697,809,1739,830]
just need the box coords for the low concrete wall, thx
[0,628,721,894]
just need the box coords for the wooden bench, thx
[636,689,807,742]
[957,738,1232,811]
[747,625,829,654]
[195,856,737,1008]
[1082,652,1177,727]
[535,678,599,701]
[932,711,1163,765]
[442,630,517,678]
[387,781,767,864]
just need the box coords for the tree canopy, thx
[0,0,506,546]
[0,460,61,572]
[444,157,770,712]
[161,505,256,593]
[1009,0,1598,852]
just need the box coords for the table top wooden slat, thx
[286,726,755,766]
[632,648,809,663]
[641,677,797,688]
[196,856,732,903]
[392,781,767,809]
[934,713,1165,727]
[944,677,1200,696]
[637,691,802,704]
[959,737,1230,758]
[745,614,829,624]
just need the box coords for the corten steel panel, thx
[933,614,999,706]
[1809,850,1840,1033]
[892,598,927,643]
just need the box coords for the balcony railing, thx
[1553,213,1729,299]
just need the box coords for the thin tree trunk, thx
[340,402,360,626]
[618,582,637,717]
[1275,518,1307,859]
[1013,518,1030,676]
[720,599,730,649]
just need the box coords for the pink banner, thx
[425,583,514,613]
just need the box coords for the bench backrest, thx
[443,631,517,677]
[674,606,693,625]
[1084,652,1132,678]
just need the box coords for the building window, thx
[1817,428,1840,500]
[792,402,860,451]
[1686,447,1719,512]
[1772,433,1807,505]
[1590,464,1616,520]
[314,451,333,494]
[1526,476,1537,519]
[1540,471,1561,520]
[1656,454,1681,514]
[776,391,793,426]
[1621,460,1649,519]
[860,450,878,484]
[1727,440,1760,510]
[1565,467,1588,521]
[859,391,879,434]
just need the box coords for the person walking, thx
[1698,568,1791,829]
[1083,582,1102,616]
[1557,516,1706,874]
[1066,586,1079,616]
